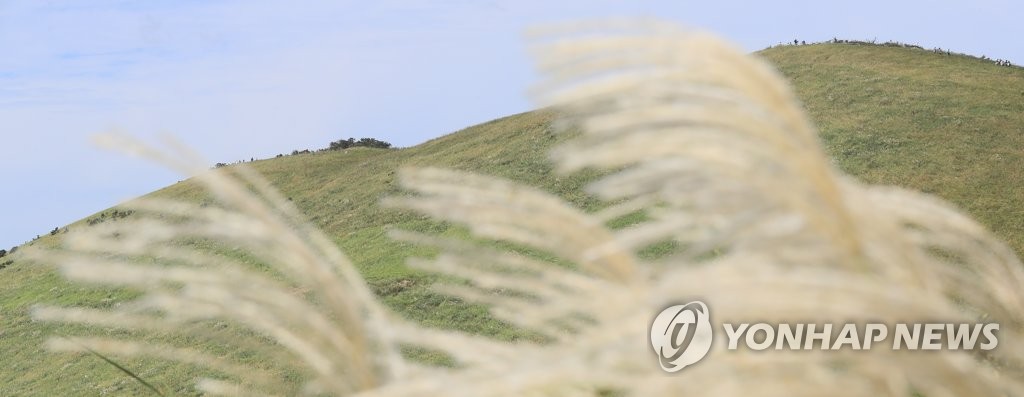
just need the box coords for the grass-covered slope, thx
[0,110,590,395]
[1,43,1022,394]
[760,43,1024,253]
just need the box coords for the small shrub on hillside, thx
[328,137,393,150]
[85,210,134,227]
[329,137,356,150]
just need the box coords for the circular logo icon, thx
[650,301,713,372]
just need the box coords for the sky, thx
[1,0,1021,250]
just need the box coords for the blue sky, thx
[1,0,1021,249]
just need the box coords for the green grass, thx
[759,43,1024,253]
[1,43,1022,394]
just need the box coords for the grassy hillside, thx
[1,43,1022,394]
[760,43,1024,253]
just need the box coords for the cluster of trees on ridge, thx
[287,137,393,156]
[214,136,394,168]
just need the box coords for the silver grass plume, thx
[387,19,1024,396]
[28,18,1024,396]
[27,135,409,395]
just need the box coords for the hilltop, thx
[761,42,1023,253]
[1,42,1022,394]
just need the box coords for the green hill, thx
[1,43,1022,394]
[761,43,1024,252]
